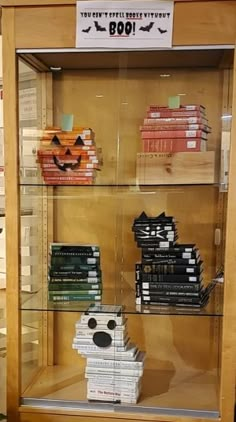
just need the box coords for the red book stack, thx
[37,127,102,185]
[140,105,211,153]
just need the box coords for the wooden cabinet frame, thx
[1,1,236,422]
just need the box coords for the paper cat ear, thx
[156,212,166,218]
[51,135,61,145]
[138,211,148,220]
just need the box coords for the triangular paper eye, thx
[75,136,85,146]
[51,135,61,145]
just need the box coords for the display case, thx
[2,2,236,422]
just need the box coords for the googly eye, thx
[88,317,97,329]
[107,320,116,330]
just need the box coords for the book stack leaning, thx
[133,212,213,308]
[72,305,145,403]
[48,244,102,303]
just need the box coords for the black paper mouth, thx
[93,331,112,348]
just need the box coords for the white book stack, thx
[72,304,145,403]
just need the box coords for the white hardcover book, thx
[73,335,128,347]
[74,329,127,340]
[86,374,141,383]
[85,366,143,377]
[87,351,145,369]
[87,378,141,391]
[73,341,129,353]
[79,343,138,359]
[87,382,140,394]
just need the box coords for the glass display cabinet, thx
[1,1,236,422]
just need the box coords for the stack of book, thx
[140,104,211,153]
[133,211,211,308]
[48,244,102,303]
[72,305,145,403]
[37,127,102,185]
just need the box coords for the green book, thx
[49,289,102,295]
[48,282,102,291]
[49,293,102,302]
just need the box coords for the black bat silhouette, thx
[82,26,92,33]
[139,22,154,32]
[94,21,106,32]
[158,27,168,34]
[53,154,82,172]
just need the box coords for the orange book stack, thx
[140,105,211,153]
[37,127,102,185]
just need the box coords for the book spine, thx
[42,171,95,177]
[148,105,205,112]
[137,240,176,248]
[140,124,209,131]
[43,176,95,181]
[140,295,204,304]
[49,294,101,301]
[50,256,100,265]
[44,180,95,186]
[142,246,196,253]
[141,264,202,274]
[51,252,100,257]
[147,111,203,118]
[143,117,207,125]
[48,283,101,290]
[38,156,99,164]
[49,269,100,277]
[141,257,198,265]
[73,344,126,352]
[137,282,201,292]
[139,289,201,297]
[86,367,143,376]
[141,130,205,139]
[142,138,205,153]
[136,272,200,283]
[86,359,143,369]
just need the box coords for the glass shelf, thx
[20,283,223,316]
[19,183,221,188]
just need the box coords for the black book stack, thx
[132,212,210,308]
[48,243,102,303]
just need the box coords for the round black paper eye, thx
[88,317,97,329]
[107,320,116,330]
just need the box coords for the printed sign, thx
[19,88,37,121]
[76,1,174,49]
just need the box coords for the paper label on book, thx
[183,252,191,259]
[187,141,197,149]
[76,1,174,49]
[186,268,194,273]
[189,276,197,282]
[186,131,197,138]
